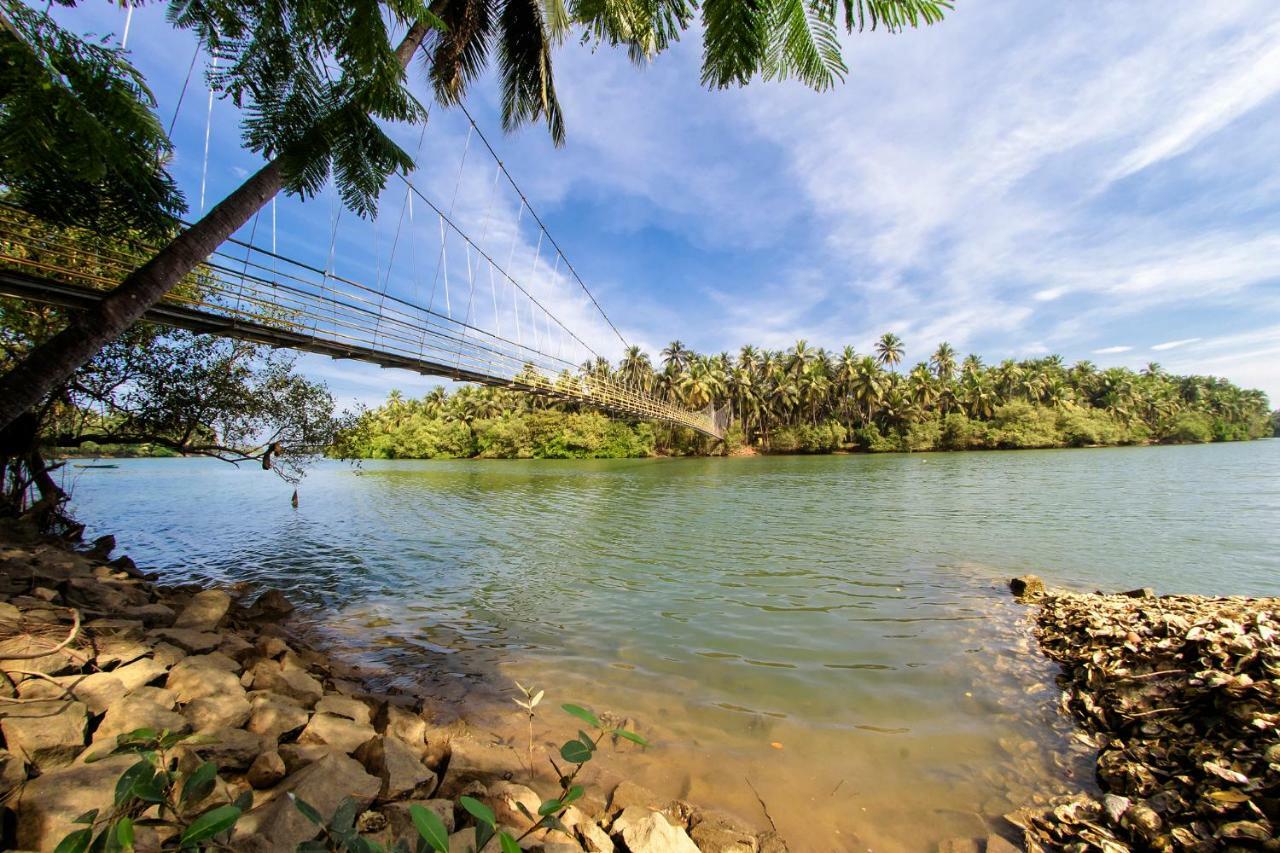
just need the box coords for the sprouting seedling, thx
[513,681,544,782]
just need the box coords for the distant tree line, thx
[334,335,1273,459]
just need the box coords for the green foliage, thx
[57,729,247,852]
[0,5,184,237]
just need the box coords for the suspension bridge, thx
[0,98,727,439]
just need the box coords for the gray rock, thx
[355,734,435,800]
[93,636,153,668]
[256,635,290,659]
[756,832,787,853]
[689,813,755,853]
[1,699,87,768]
[299,712,377,754]
[279,743,335,774]
[608,781,662,816]
[17,671,125,714]
[184,651,242,673]
[376,702,429,754]
[317,694,373,726]
[123,602,177,627]
[0,747,25,797]
[578,819,615,853]
[15,753,136,849]
[245,695,310,741]
[184,692,252,731]
[486,780,543,829]
[247,750,287,789]
[1009,575,1046,599]
[985,836,1021,853]
[249,659,323,706]
[0,633,80,675]
[617,811,699,853]
[218,632,255,662]
[246,589,295,620]
[936,840,981,853]
[236,752,379,849]
[173,589,232,632]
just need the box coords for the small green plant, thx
[55,728,248,853]
[512,681,544,782]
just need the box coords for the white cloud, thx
[1151,337,1202,351]
[1093,345,1133,355]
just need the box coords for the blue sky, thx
[58,1,1280,410]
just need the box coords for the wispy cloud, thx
[1151,337,1202,352]
[1093,345,1133,355]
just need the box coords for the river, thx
[65,440,1280,850]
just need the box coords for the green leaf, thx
[180,761,218,807]
[178,805,241,847]
[73,810,99,826]
[578,731,597,752]
[233,789,254,813]
[474,822,494,852]
[116,728,158,747]
[54,828,92,853]
[115,760,153,807]
[409,804,449,853]
[290,794,325,826]
[499,832,521,853]
[537,798,563,816]
[115,818,134,850]
[561,704,600,728]
[459,796,496,828]
[614,729,650,747]
[130,771,168,804]
[157,730,191,749]
[559,739,591,764]
[563,785,585,805]
[331,798,359,834]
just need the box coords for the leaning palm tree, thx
[0,0,953,432]
[929,342,957,383]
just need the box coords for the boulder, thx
[0,633,80,675]
[189,727,267,769]
[376,702,430,754]
[247,750,287,789]
[93,636,153,668]
[184,692,252,731]
[0,748,27,797]
[298,712,376,754]
[355,734,435,800]
[382,799,456,840]
[985,836,1021,853]
[317,694,373,726]
[578,819,615,853]
[256,635,290,659]
[617,811,699,853]
[93,692,189,749]
[235,753,379,849]
[218,632,255,662]
[1,699,87,768]
[123,602,176,627]
[756,831,787,853]
[279,743,334,774]
[166,659,245,703]
[184,651,242,673]
[486,780,543,829]
[149,628,221,653]
[249,659,323,706]
[1009,575,1046,599]
[936,840,980,853]
[17,671,125,714]
[15,753,136,849]
[173,589,232,631]
[608,781,662,816]
[110,655,169,692]
[245,694,310,741]
[689,813,755,853]
[246,589,295,620]
[87,534,116,558]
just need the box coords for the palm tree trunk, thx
[0,22,430,434]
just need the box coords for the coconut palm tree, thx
[875,332,905,370]
[930,342,957,383]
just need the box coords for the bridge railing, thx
[0,206,722,438]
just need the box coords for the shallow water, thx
[66,441,1280,850]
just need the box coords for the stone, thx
[608,781,662,815]
[756,831,787,853]
[0,633,80,675]
[689,813,755,853]
[149,627,221,653]
[249,659,323,706]
[1121,587,1156,599]
[936,840,981,853]
[247,750,287,789]
[166,659,245,703]
[376,702,429,755]
[984,836,1021,853]
[355,734,435,800]
[245,695,310,741]
[93,693,189,748]
[578,820,615,853]
[1,700,87,768]
[0,748,26,797]
[15,754,135,849]
[487,780,543,829]
[184,650,242,673]
[17,671,125,714]
[236,753,379,849]
[299,712,377,754]
[87,534,115,558]
[124,602,177,627]
[1009,575,1046,598]
[247,588,295,620]
[94,636,153,668]
[383,799,457,840]
[151,642,187,667]
[317,694,373,726]
[173,589,232,631]
[218,632,255,662]
[617,811,699,853]
[257,635,290,659]
[110,655,169,692]
[279,743,334,774]
[184,692,252,731]
[187,727,266,769]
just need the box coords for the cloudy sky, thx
[60,1,1280,410]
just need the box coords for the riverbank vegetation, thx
[335,339,1271,459]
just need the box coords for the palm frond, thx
[498,0,565,145]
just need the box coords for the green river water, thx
[66,440,1280,851]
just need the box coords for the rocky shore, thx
[0,526,779,852]
[1010,578,1279,851]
